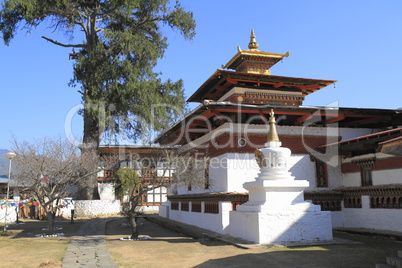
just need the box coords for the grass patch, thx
[0,219,84,267]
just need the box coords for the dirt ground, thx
[105,217,402,268]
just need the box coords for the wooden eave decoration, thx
[167,192,248,202]
[154,104,401,146]
[320,127,402,155]
[187,70,336,102]
[378,136,402,156]
[222,49,289,71]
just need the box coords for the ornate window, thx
[361,168,373,186]
[171,202,179,210]
[304,191,342,211]
[353,158,375,187]
[204,202,219,214]
[191,202,202,212]
[315,159,328,187]
[181,202,189,211]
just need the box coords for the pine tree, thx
[0,0,195,148]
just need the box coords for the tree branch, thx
[41,36,85,48]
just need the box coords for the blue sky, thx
[1,0,402,150]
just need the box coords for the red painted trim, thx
[341,162,360,173]
[373,156,402,170]
[204,134,334,157]
[342,156,402,173]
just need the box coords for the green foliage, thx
[113,167,140,199]
[0,0,196,145]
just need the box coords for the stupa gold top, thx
[267,109,280,142]
[248,29,259,50]
[221,30,289,75]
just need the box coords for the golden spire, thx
[267,109,280,142]
[248,29,259,50]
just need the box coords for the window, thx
[171,202,179,210]
[361,168,373,186]
[181,202,189,211]
[354,158,375,187]
[315,160,328,187]
[191,202,202,212]
[204,202,219,214]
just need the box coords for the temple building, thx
[153,30,402,238]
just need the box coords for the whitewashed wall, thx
[288,155,315,189]
[226,153,259,192]
[59,200,121,218]
[167,201,232,234]
[180,152,325,195]
[341,196,402,232]
[330,211,344,228]
[207,154,230,193]
[159,201,169,218]
[137,205,160,213]
[327,161,343,189]
[175,125,377,195]
[342,168,402,187]
[342,172,361,187]
[373,169,402,185]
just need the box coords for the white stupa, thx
[229,110,333,244]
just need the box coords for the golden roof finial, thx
[248,29,259,50]
[267,109,280,142]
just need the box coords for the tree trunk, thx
[80,111,101,200]
[46,210,55,234]
[83,107,100,151]
[129,213,139,240]
[76,180,100,200]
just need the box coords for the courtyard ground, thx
[105,216,402,268]
[0,216,401,267]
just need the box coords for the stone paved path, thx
[62,218,118,268]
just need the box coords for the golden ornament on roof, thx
[248,29,259,50]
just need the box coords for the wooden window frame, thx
[361,167,373,186]
[204,202,219,214]
[315,160,328,187]
[171,201,179,210]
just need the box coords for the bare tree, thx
[112,149,209,240]
[12,136,117,233]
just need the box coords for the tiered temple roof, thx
[154,30,402,146]
[188,30,336,106]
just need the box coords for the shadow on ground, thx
[5,218,86,239]
[193,248,371,268]
[194,232,402,268]
[105,217,402,268]
[106,217,225,246]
